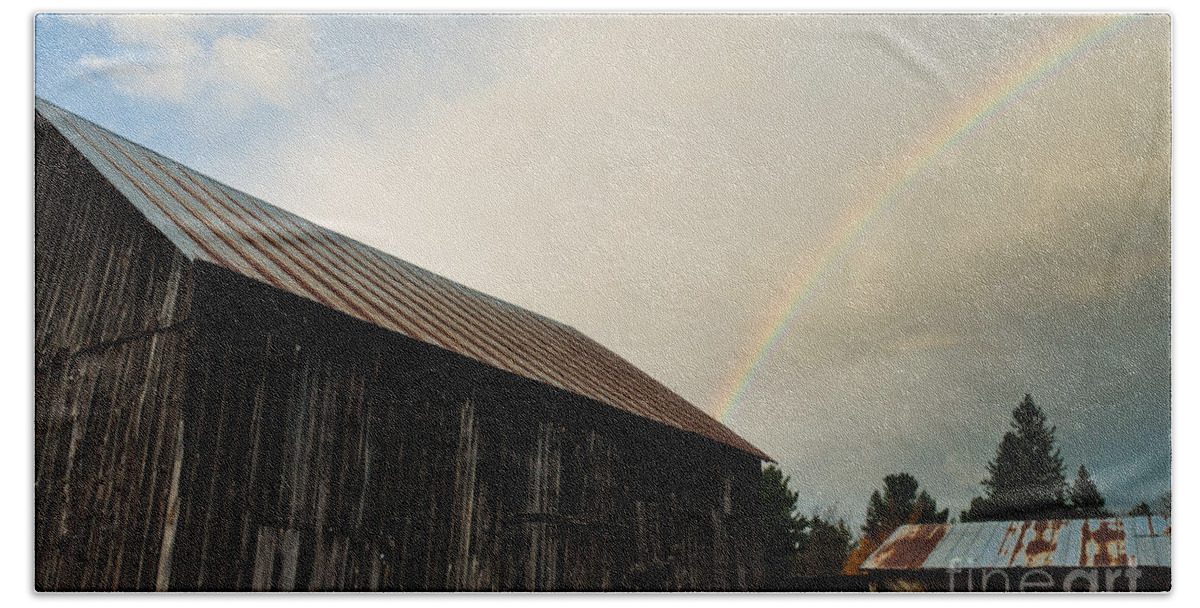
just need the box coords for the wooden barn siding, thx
[168,266,763,591]
[167,264,467,590]
[35,113,195,590]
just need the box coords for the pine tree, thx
[1154,491,1171,519]
[1128,501,1154,517]
[1067,465,1112,518]
[844,473,948,574]
[963,394,1068,521]
[762,467,860,583]
[761,465,805,585]
[795,512,853,576]
[860,473,949,543]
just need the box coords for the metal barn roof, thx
[862,517,1171,570]
[36,97,769,461]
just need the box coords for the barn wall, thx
[169,264,514,591]
[35,113,195,590]
[167,265,763,591]
[463,393,764,591]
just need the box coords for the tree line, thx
[761,393,1170,583]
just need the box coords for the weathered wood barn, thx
[34,98,770,591]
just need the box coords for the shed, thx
[860,517,1171,592]
[34,98,770,591]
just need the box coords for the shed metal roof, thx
[862,516,1171,570]
[36,97,770,461]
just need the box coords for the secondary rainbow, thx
[716,14,1146,425]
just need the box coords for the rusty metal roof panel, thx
[960,521,1006,566]
[1048,519,1086,566]
[36,97,771,461]
[1132,532,1171,568]
[936,523,980,565]
[920,523,969,568]
[861,524,951,570]
[863,517,1171,570]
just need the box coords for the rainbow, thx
[715,14,1146,425]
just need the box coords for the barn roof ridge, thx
[36,96,771,462]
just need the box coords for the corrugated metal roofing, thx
[862,517,1171,570]
[36,97,770,462]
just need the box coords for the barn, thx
[34,97,770,592]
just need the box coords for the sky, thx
[33,12,1171,528]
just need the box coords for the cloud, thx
[75,15,207,101]
[210,18,322,109]
[74,15,322,112]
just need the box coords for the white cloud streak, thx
[76,15,323,111]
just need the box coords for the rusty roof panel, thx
[933,523,976,564]
[36,97,770,461]
[863,517,1171,570]
[1079,519,1129,567]
[1131,532,1171,568]
[1047,520,1086,566]
[864,524,950,570]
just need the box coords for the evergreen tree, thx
[1154,491,1171,519]
[1067,465,1112,518]
[1127,493,1169,519]
[844,473,948,574]
[860,473,949,543]
[795,511,853,576]
[761,467,857,582]
[1128,501,1154,517]
[761,465,805,585]
[963,394,1068,521]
